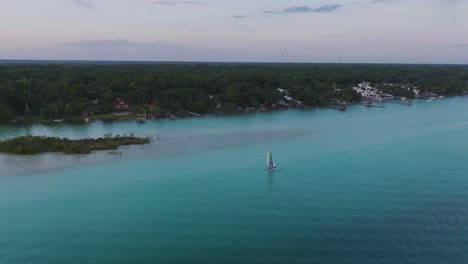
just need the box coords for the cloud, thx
[421,43,468,48]
[152,1,208,6]
[233,15,254,19]
[74,0,94,8]
[309,4,342,13]
[59,39,289,62]
[264,4,342,15]
[369,0,397,3]
[62,39,206,60]
[262,10,283,15]
[65,39,139,48]
[283,6,314,13]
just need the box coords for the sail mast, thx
[266,150,271,167]
[266,149,277,170]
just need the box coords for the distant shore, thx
[2,63,466,126]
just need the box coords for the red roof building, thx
[114,98,129,111]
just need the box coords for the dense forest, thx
[0,62,467,122]
[0,135,150,155]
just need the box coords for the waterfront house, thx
[354,82,394,101]
[421,91,437,98]
[354,82,378,99]
[114,98,129,111]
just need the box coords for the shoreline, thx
[5,93,468,127]
[0,135,151,155]
[1,95,466,175]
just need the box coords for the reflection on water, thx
[0,98,468,264]
[266,171,275,194]
[1,97,468,178]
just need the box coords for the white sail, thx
[266,149,277,170]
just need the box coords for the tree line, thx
[0,62,467,121]
[0,135,150,155]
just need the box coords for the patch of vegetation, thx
[0,135,150,155]
[0,63,466,122]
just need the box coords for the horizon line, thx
[0,59,467,66]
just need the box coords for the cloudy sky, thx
[0,0,466,63]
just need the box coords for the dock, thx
[326,104,347,111]
[136,118,147,123]
[385,100,412,106]
[361,102,386,108]
[186,111,202,117]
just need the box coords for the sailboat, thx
[266,149,278,171]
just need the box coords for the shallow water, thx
[1,97,468,264]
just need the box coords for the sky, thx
[0,0,466,63]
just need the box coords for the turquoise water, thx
[1,97,468,264]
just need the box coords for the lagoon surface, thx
[1,97,468,264]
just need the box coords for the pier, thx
[326,104,347,111]
[361,102,386,108]
[186,111,202,117]
[136,118,147,123]
[385,100,413,106]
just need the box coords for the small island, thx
[0,135,150,155]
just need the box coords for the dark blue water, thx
[0,97,467,263]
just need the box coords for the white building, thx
[277,88,289,94]
[278,88,294,102]
[353,82,393,101]
[353,82,378,99]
